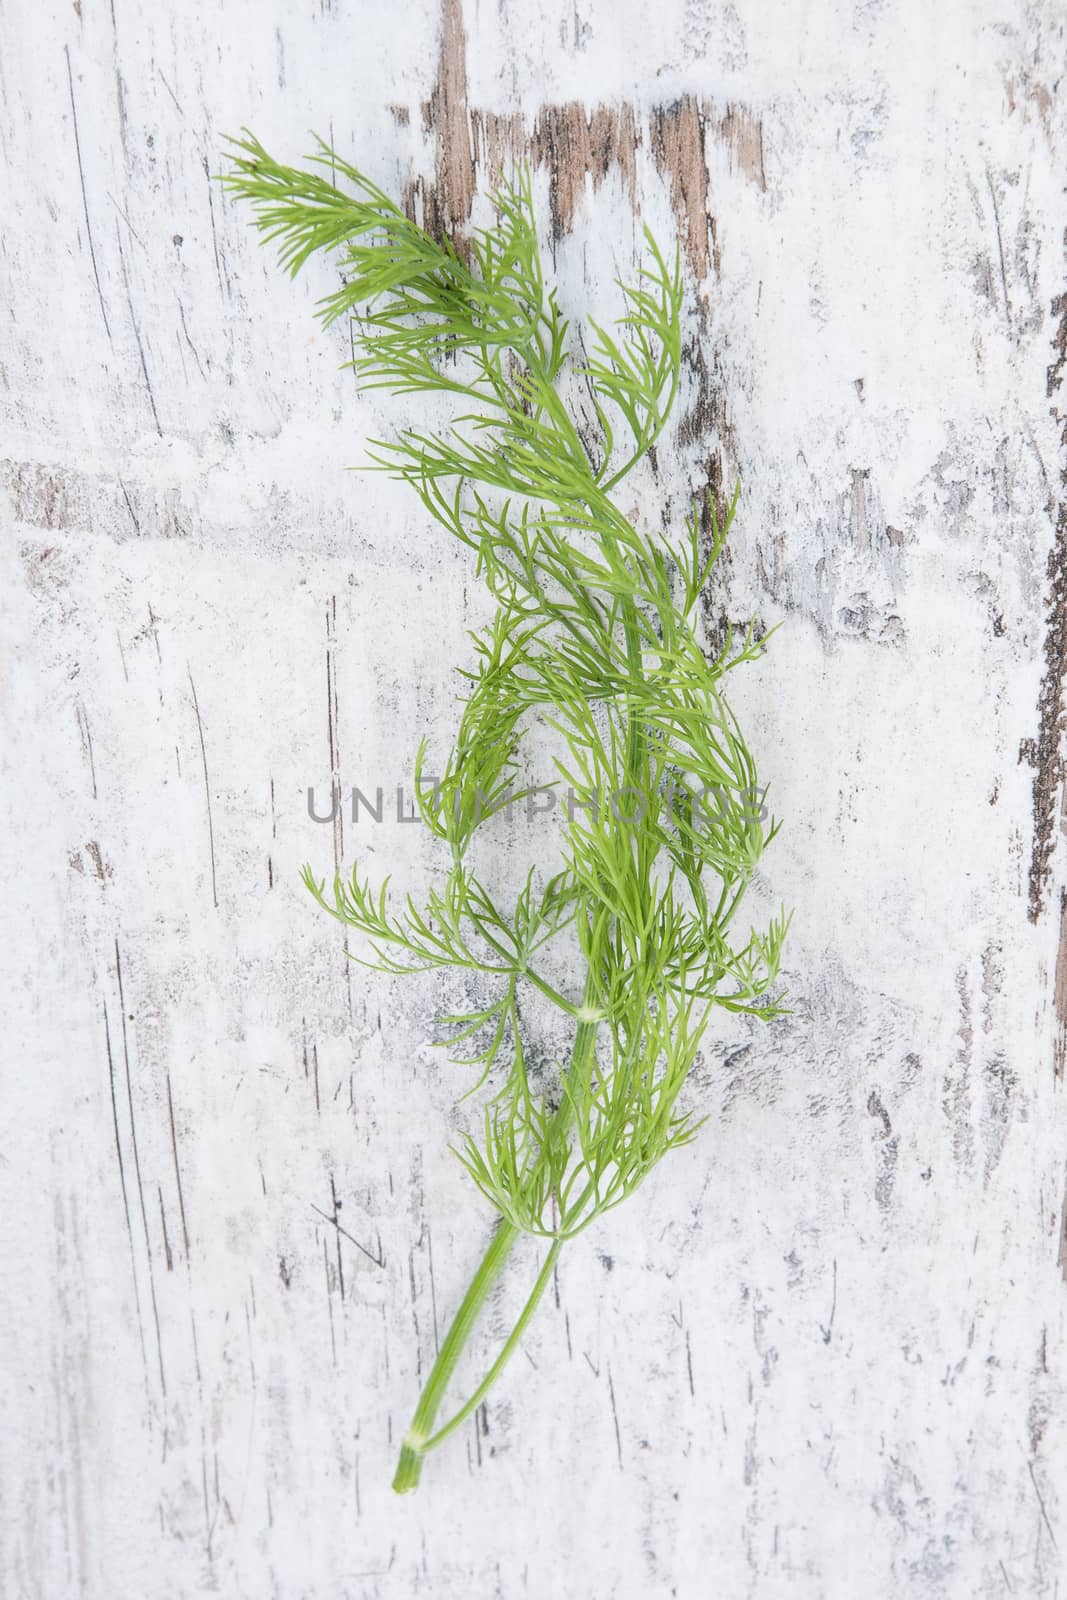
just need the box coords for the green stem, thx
[392,987,599,1494]
[419,1237,562,1452]
[392,1219,519,1494]
[393,337,649,1498]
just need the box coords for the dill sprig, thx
[223,132,789,1493]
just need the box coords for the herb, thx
[223,134,789,1493]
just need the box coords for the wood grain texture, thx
[4,0,1067,1595]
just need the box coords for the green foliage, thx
[224,130,787,1243]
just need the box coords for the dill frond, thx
[224,131,788,1491]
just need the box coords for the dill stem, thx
[392,1218,519,1494]
[387,261,672,1497]
[392,995,599,1494]
[394,350,647,1499]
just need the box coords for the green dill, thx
[223,133,789,1493]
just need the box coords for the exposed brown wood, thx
[418,0,477,244]
[411,0,758,287]
[650,97,714,281]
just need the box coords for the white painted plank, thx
[3,1,1067,1595]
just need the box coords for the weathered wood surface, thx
[4,0,1067,1594]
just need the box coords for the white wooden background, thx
[4,0,1067,1595]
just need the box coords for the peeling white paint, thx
[4,0,1067,1596]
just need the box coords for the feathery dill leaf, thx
[224,131,788,1491]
